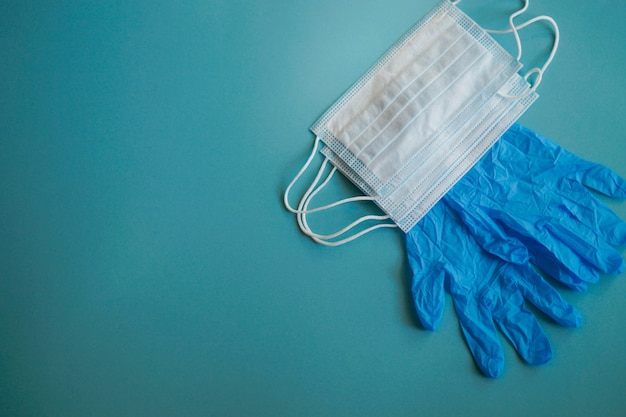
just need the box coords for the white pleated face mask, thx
[322,73,538,231]
[284,0,559,245]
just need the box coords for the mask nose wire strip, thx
[283,137,397,246]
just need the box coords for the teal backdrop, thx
[1,1,625,416]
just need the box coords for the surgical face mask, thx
[322,72,538,232]
[284,0,559,245]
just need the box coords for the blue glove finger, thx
[446,197,594,291]
[406,232,447,330]
[411,268,446,330]
[512,263,583,328]
[526,250,590,293]
[411,203,508,377]
[460,125,626,260]
[486,208,615,281]
[482,276,553,365]
[558,180,626,247]
[492,213,601,289]
[444,195,531,265]
[451,173,624,280]
[479,181,625,275]
[492,298,553,366]
[577,163,626,199]
[452,285,505,378]
[543,218,625,275]
[501,124,626,198]
[408,200,582,377]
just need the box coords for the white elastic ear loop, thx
[452,1,559,97]
[284,137,377,215]
[488,15,559,96]
[484,1,559,98]
[283,137,397,246]
[453,0,529,63]
[507,0,530,63]
[283,136,325,214]
[296,164,396,247]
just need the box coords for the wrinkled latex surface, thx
[446,124,626,291]
[407,201,582,378]
[406,124,626,377]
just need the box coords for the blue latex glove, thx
[446,124,626,291]
[406,200,582,377]
[406,124,625,377]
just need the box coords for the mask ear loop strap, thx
[488,15,560,98]
[452,0,559,97]
[283,137,397,246]
[452,0,530,63]
[297,166,397,247]
[284,137,378,214]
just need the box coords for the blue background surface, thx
[1,1,624,416]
